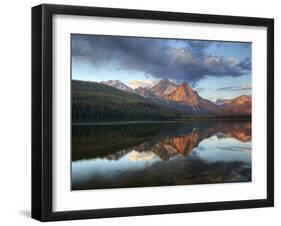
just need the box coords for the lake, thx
[71,121,251,190]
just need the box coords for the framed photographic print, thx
[32,4,274,221]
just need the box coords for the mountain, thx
[215,99,227,106]
[151,79,178,98]
[101,80,134,93]
[161,82,251,116]
[164,82,224,114]
[134,87,157,99]
[165,82,201,106]
[73,79,251,122]
[216,95,251,115]
[72,80,185,122]
[99,79,250,116]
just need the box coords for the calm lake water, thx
[71,121,251,190]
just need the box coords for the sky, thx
[72,34,251,101]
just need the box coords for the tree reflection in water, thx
[72,121,251,190]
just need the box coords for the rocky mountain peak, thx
[166,82,201,106]
[152,79,178,97]
[134,87,156,98]
[101,80,134,93]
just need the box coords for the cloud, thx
[237,57,251,70]
[187,40,211,56]
[227,58,239,65]
[128,80,158,89]
[216,84,252,92]
[72,35,251,84]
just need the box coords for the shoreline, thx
[72,118,251,126]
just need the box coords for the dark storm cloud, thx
[237,57,251,70]
[72,35,251,84]
[186,40,211,56]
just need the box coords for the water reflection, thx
[72,121,251,190]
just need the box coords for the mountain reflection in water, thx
[72,121,251,190]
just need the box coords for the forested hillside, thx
[72,80,183,122]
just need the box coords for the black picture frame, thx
[32,3,274,222]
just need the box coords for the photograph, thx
[30,3,274,221]
[71,34,252,190]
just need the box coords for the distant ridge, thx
[99,79,251,117]
[215,95,251,115]
[101,80,134,93]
